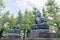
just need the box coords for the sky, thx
[3,0,60,17]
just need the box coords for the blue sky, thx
[3,0,46,13]
[3,0,19,16]
[3,0,60,17]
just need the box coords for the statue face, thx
[37,15,41,17]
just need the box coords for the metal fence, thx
[26,38,60,40]
[0,38,60,40]
[0,38,22,40]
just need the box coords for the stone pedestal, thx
[29,32,39,38]
[27,23,50,38]
[7,35,21,39]
[27,32,51,38]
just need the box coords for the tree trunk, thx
[0,28,4,39]
[23,29,26,40]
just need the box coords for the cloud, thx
[16,0,47,11]
[56,0,60,6]
[16,0,32,11]
[3,0,60,15]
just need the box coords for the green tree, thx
[1,11,10,36]
[2,11,10,23]
[32,7,37,16]
[9,14,16,29]
[17,10,34,38]
[0,0,5,38]
[17,11,23,29]
[0,0,4,29]
[42,0,60,32]
[0,0,4,13]
[17,11,24,37]
[23,10,34,30]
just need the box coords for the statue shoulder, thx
[42,18,47,22]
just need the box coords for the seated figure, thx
[35,10,47,25]
[31,10,49,30]
[8,21,20,36]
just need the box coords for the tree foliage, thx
[17,10,34,30]
[42,0,60,32]
[17,10,35,38]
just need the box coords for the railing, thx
[0,38,60,40]
[0,38,22,40]
[26,38,60,40]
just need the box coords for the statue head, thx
[15,21,19,25]
[14,21,20,29]
[36,10,41,17]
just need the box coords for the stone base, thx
[7,35,21,39]
[27,32,51,38]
